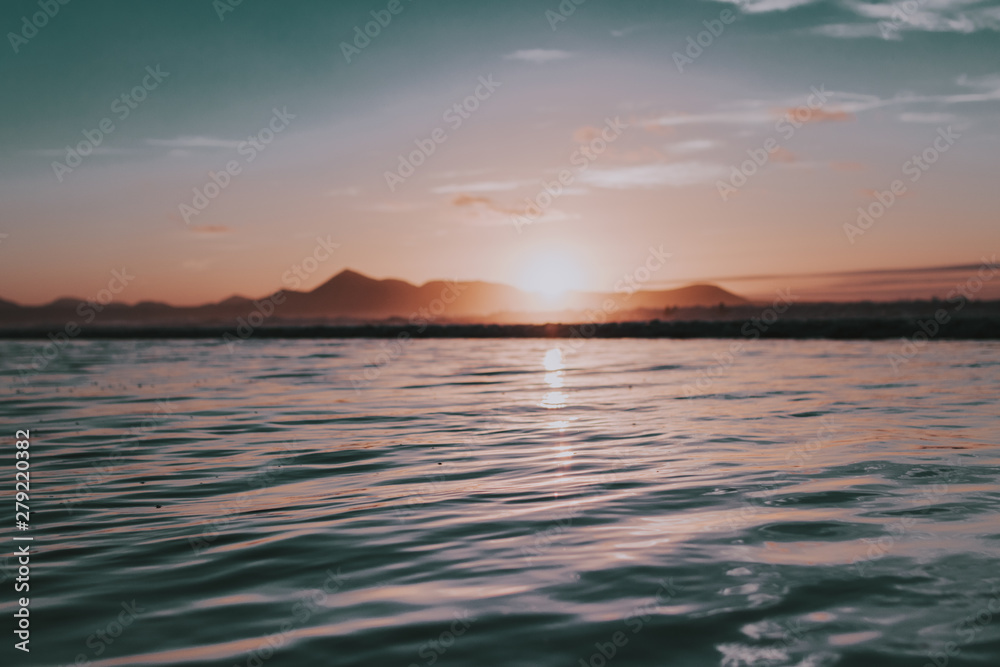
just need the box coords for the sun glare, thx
[518,249,584,297]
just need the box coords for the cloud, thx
[810,23,886,39]
[668,139,720,154]
[431,180,529,194]
[650,108,777,127]
[449,193,558,226]
[645,78,993,132]
[814,0,1000,39]
[452,194,497,208]
[450,194,521,215]
[578,162,728,189]
[28,147,131,157]
[899,112,957,123]
[942,73,1000,103]
[607,147,667,164]
[146,136,241,149]
[573,126,604,143]
[830,161,867,172]
[611,25,646,37]
[503,49,573,63]
[650,99,857,128]
[713,0,822,13]
[188,225,232,234]
[778,107,855,122]
[449,193,576,226]
[771,147,798,163]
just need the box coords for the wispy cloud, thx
[944,73,1000,103]
[649,102,856,127]
[830,161,867,171]
[610,25,646,37]
[810,23,891,39]
[579,163,727,189]
[899,112,957,123]
[779,107,855,122]
[146,136,241,149]
[28,147,131,157]
[813,0,1000,39]
[667,139,720,154]
[431,180,530,194]
[451,194,519,215]
[188,225,232,235]
[503,49,573,63]
[450,193,575,226]
[647,77,995,131]
[713,0,822,13]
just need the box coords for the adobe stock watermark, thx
[61,600,147,666]
[407,611,476,667]
[878,0,923,39]
[7,0,72,54]
[520,505,581,563]
[512,116,627,233]
[546,0,587,31]
[725,415,840,532]
[234,567,351,667]
[188,441,297,555]
[850,469,956,577]
[717,86,830,202]
[178,107,295,224]
[384,76,500,191]
[576,579,678,667]
[224,235,341,351]
[672,6,738,72]
[350,280,467,391]
[222,292,287,352]
[61,399,176,515]
[389,459,465,523]
[922,583,1000,667]
[51,66,170,182]
[844,125,960,244]
[561,245,671,348]
[682,288,799,396]
[213,0,244,21]
[281,235,341,289]
[16,267,135,384]
[887,255,997,373]
[340,0,415,63]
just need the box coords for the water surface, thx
[2,338,999,667]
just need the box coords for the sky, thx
[1,0,998,305]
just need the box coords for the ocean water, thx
[2,338,999,667]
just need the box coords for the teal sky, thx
[1,0,999,304]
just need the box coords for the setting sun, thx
[517,248,585,297]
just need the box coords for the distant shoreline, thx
[1,317,998,340]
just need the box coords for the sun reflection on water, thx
[541,347,567,409]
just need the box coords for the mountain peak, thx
[309,268,381,295]
[333,268,367,280]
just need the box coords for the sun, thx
[517,248,584,297]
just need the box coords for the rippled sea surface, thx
[2,338,1000,667]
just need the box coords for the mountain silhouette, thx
[0,269,750,326]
